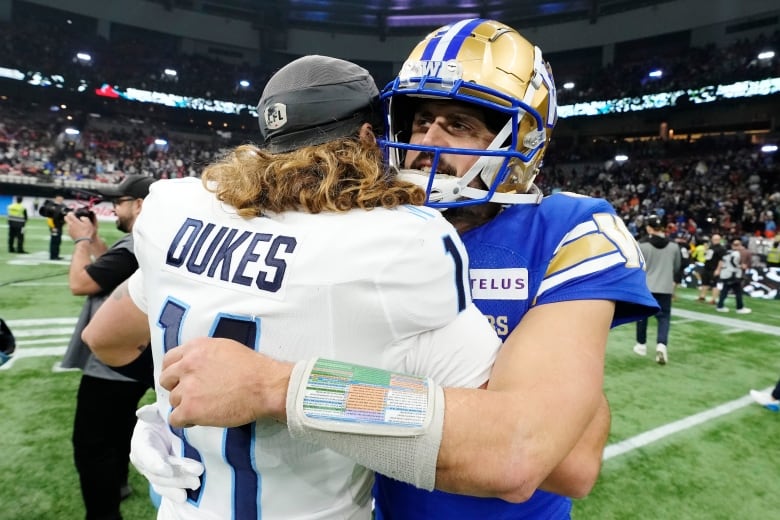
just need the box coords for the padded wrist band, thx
[286,358,444,490]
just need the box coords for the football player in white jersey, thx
[102,20,659,519]
[82,54,501,520]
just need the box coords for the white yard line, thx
[7,317,78,327]
[13,327,77,337]
[0,346,68,370]
[672,308,780,335]
[19,337,72,346]
[603,388,774,460]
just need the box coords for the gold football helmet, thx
[380,18,557,208]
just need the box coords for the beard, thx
[408,153,458,178]
[444,203,501,233]
[116,215,130,233]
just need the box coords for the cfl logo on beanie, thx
[265,103,287,130]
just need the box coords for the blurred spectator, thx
[6,195,28,253]
[633,215,681,365]
[715,239,752,314]
[46,193,66,260]
[767,238,780,267]
[698,234,727,304]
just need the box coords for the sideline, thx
[672,307,780,336]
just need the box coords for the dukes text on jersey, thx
[165,217,297,293]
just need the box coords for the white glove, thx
[130,404,205,504]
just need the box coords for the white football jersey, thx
[128,178,500,519]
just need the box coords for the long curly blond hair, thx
[201,138,425,217]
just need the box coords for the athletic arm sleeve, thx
[287,305,500,490]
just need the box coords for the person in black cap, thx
[46,193,66,260]
[81,54,502,519]
[61,174,156,520]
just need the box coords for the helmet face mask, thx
[379,18,557,209]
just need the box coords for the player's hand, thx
[130,404,204,504]
[160,337,293,428]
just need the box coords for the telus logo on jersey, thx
[470,268,528,300]
[166,218,297,293]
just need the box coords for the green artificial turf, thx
[1,217,779,519]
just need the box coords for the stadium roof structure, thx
[161,0,676,38]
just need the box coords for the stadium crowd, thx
[1,13,778,252]
[3,102,777,251]
[0,103,225,183]
[543,136,779,242]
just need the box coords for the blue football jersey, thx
[374,192,659,519]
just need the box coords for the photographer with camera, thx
[39,191,102,260]
[60,175,156,520]
[46,194,66,260]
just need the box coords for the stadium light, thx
[0,67,25,80]
[239,80,250,88]
[76,52,92,63]
[615,154,629,162]
[761,144,778,153]
[648,69,663,79]
[562,81,575,90]
[164,69,177,77]
[64,128,80,136]
[757,51,775,61]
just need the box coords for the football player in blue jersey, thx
[367,18,658,519]
[120,19,659,519]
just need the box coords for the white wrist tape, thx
[286,358,445,491]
